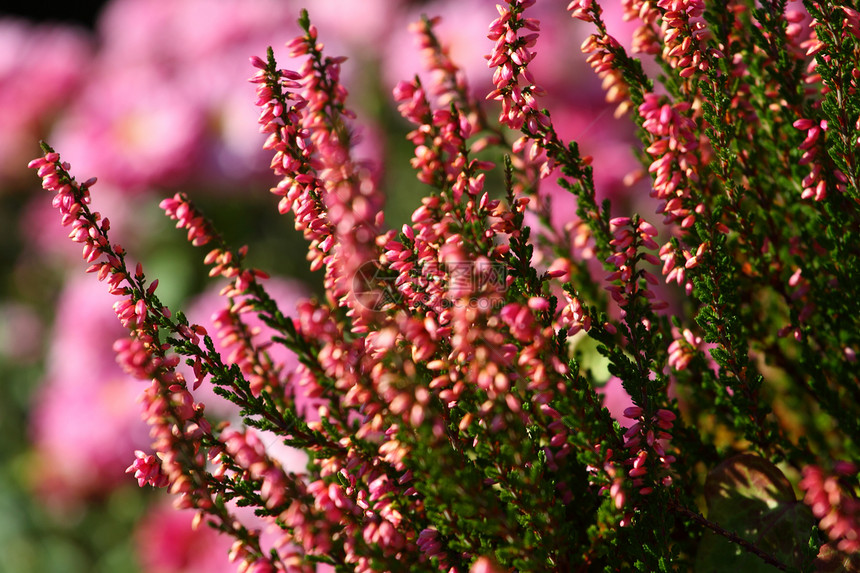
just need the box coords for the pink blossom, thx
[667,327,709,371]
[126,450,169,488]
[801,464,860,554]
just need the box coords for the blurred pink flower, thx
[136,497,322,573]
[82,0,391,189]
[29,275,149,504]
[47,0,325,192]
[0,19,93,184]
[299,0,403,52]
[135,502,235,573]
[382,0,499,98]
[95,0,306,185]
[597,375,635,424]
[98,0,296,67]
[48,64,207,192]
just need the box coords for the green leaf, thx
[694,454,815,572]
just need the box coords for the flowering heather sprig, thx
[803,3,860,199]
[601,216,668,375]
[584,216,682,527]
[30,147,291,571]
[252,14,387,335]
[394,78,492,198]
[800,462,860,554]
[31,3,860,572]
[667,327,705,372]
[571,2,634,117]
[655,0,712,80]
[621,405,676,496]
[489,0,620,267]
[250,52,330,268]
[792,116,837,201]
[160,192,287,398]
[639,94,701,231]
[287,19,385,322]
[409,15,472,109]
[605,216,664,313]
[126,450,169,488]
[486,0,543,132]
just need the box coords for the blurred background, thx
[0,1,642,571]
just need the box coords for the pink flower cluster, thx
[792,117,844,201]
[605,216,664,313]
[486,0,544,132]
[127,450,169,488]
[667,327,705,371]
[571,4,633,117]
[221,428,290,509]
[654,0,712,79]
[0,21,92,183]
[639,94,701,230]
[30,148,289,571]
[26,1,860,570]
[29,274,150,502]
[622,406,676,495]
[801,462,860,554]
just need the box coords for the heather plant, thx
[28,1,860,571]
